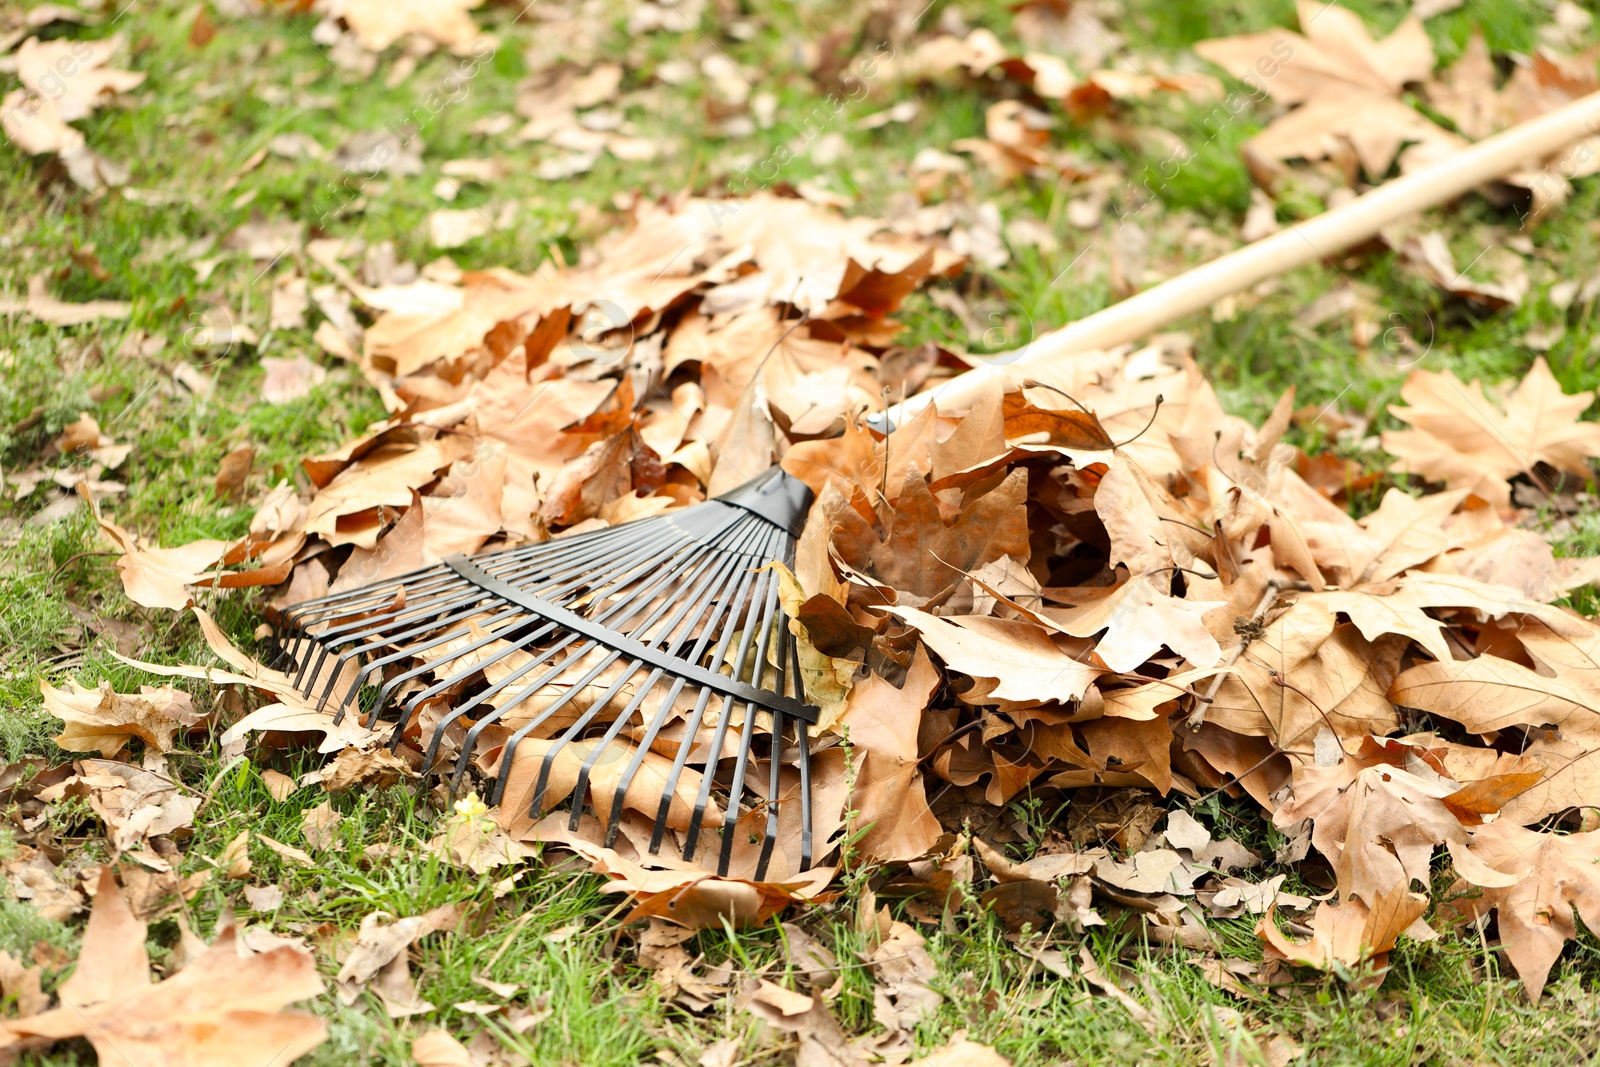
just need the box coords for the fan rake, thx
[275,468,818,879]
[272,90,1600,880]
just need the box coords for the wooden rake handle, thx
[883,88,1600,423]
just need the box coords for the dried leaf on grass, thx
[43,681,202,758]
[1382,357,1600,506]
[1445,821,1600,1000]
[1257,883,1427,973]
[335,904,461,1004]
[0,869,325,1066]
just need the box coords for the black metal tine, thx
[645,686,716,857]
[365,606,548,727]
[302,515,690,712]
[338,603,527,721]
[753,709,785,881]
[431,627,585,789]
[479,522,739,807]
[715,701,762,875]
[294,510,672,651]
[543,661,656,823]
[603,520,781,847]
[678,691,734,866]
[285,509,682,637]
[500,645,629,807]
[511,518,774,814]
[712,530,788,874]
[789,637,814,870]
[457,520,738,802]
[681,532,786,864]
[564,518,777,831]
[643,520,787,854]
[301,518,660,657]
[751,602,801,881]
[662,521,787,857]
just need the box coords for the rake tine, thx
[561,665,664,827]
[646,522,785,853]
[715,702,763,876]
[680,533,784,864]
[524,520,771,815]
[646,685,716,857]
[752,710,786,881]
[714,541,787,875]
[283,469,823,876]
[306,515,689,715]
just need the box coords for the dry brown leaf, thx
[335,904,461,1004]
[323,0,486,53]
[1257,883,1426,973]
[301,802,344,850]
[43,681,201,758]
[839,647,944,862]
[1382,358,1600,507]
[260,769,297,802]
[1447,821,1600,1000]
[1194,2,1444,177]
[0,869,326,1065]
[831,466,1030,606]
[1207,602,1402,759]
[218,831,252,879]
[413,1029,473,1066]
[320,746,414,793]
[893,608,1101,708]
[83,488,227,611]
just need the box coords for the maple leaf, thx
[1381,357,1600,507]
[1312,572,1572,664]
[1043,575,1225,673]
[321,0,486,53]
[1206,602,1403,759]
[1257,883,1427,974]
[1389,616,1600,741]
[1194,2,1448,176]
[1448,821,1600,1000]
[0,870,326,1066]
[892,607,1101,709]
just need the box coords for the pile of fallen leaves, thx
[11,4,1600,1056]
[51,183,1600,1013]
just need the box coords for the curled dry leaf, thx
[1257,883,1427,973]
[43,680,202,758]
[335,904,461,1004]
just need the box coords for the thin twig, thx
[1186,578,1288,729]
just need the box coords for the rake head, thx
[274,469,821,879]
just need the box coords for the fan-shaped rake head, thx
[274,470,820,879]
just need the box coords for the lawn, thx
[2,0,1600,1064]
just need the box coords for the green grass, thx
[3,0,1600,1063]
